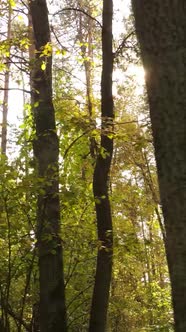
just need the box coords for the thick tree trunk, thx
[132,1,186,331]
[89,0,113,331]
[29,1,67,331]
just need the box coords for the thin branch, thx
[18,250,36,332]
[53,7,102,28]
[63,129,90,159]
[67,310,89,329]
[0,87,31,94]
[0,289,31,331]
[6,60,29,74]
[65,259,79,288]
[20,0,28,9]
[13,8,27,16]
[6,304,31,331]
[51,25,68,52]
[115,120,138,125]
[114,31,135,59]
[143,151,166,240]
[67,283,93,310]
[53,65,86,86]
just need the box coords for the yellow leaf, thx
[9,0,15,7]
[41,62,46,71]
[18,15,23,21]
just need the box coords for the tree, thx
[29,0,67,331]
[131,1,186,331]
[1,1,11,155]
[89,0,114,331]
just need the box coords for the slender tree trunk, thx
[132,1,186,331]
[27,14,40,332]
[89,0,113,331]
[83,18,97,159]
[1,4,11,155]
[29,1,67,331]
[77,9,97,159]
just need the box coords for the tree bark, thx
[89,0,113,331]
[1,4,11,155]
[132,1,186,331]
[29,1,67,331]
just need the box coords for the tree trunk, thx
[132,1,186,331]
[29,1,67,331]
[76,8,97,160]
[1,4,11,155]
[89,0,113,331]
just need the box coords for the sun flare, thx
[127,65,145,86]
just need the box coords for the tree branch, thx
[63,130,90,159]
[53,7,102,28]
[0,87,31,94]
[114,31,135,59]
